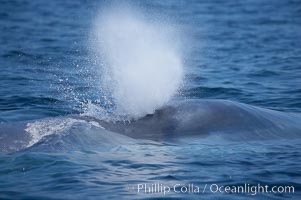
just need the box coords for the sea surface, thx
[0,0,301,199]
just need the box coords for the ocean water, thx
[0,0,301,199]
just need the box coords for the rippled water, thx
[0,0,301,199]
[1,140,300,199]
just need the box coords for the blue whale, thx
[0,100,300,153]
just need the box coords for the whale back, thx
[99,100,301,141]
[0,100,300,153]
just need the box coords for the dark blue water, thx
[0,0,301,199]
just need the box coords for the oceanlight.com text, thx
[126,183,295,196]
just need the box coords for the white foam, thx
[91,6,184,119]
[25,118,104,148]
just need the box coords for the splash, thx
[91,6,183,118]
